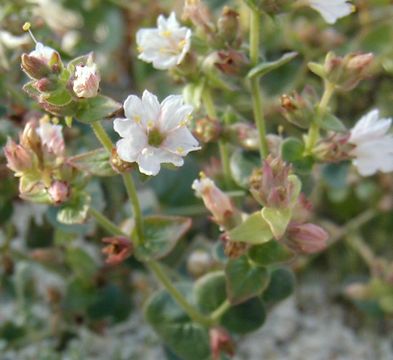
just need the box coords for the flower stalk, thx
[249,9,269,160]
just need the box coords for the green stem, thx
[306,81,335,153]
[249,9,269,160]
[122,172,144,243]
[90,122,113,153]
[202,87,233,188]
[146,260,213,327]
[89,207,126,237]
[210,299,231,322]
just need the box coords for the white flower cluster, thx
[349,109,393,176]
[136,12,191,70]
[114,90,200,176]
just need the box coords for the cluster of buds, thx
[193,116,222,143]
[20,24,101,117]
[309,51,374,91]
[4,117,72,205]
[280,86,318,129]
[192,173,240,229]
[250,156,295,209]
[102,236,133,265]
[213,49,249,76]
[313,132,354,163]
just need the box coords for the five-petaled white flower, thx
[36,121,65,157]
[349,109,393,176]
[307,0,354,24]
[73,63,100,98]
[136,12,191,70]
[114,90,200,176]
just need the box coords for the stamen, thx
[22,22,38,45]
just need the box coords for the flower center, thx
[148,128,165,147]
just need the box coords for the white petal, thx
[116,130,146,163]
[124,95,144,122]
[162,127,200,155]
[309,0,354,24]
[113,118,135,137]
[159,95,193,132]
[141,90,161,126]
[137,146,183,176]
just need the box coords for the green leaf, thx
[281,138,314,174]
[248,240,294,266]
[261,207,292,240]
[287,174,302,206]
[262,268,295,304]
[135,216,192,261]
[145,284,211,360]
[228,212,273,245]
[230,149,260,188]
[67,53,91,73]
[75,95,122,123]
[308,62,325,78]
[183,81,204,109]
[194,271,226,314]
[69,148,117,177]
[57,192,91,225]
[66,247,97,279]
[248,52,298,79]
[221,297,266,334]
[316,112,347,132]
[43,88,72,106]
[225,255,269,305]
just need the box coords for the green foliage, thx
[248,240,294,266]
[69,148,117,177]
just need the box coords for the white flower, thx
[308,0,354,24]
[36,121,65,156]
[29,42,56,63]
[349,109,393,176]
[73,63,100,98]
[136,12,191,70]
[114,90,200,176]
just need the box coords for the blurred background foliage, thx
[0,0,393,358]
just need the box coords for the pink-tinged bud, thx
[72,63,100,98]
[194,116,222,143]
[102,236,133,265]
[35,78,57,92]
[209,327,235,360]
[48,180,70,204]
[314,133,354,163]
[217,7,241,47]
[250,156,294,208]
[214,49,249,76]
[287,223,328,254]
[192,174,238,228]
[36,121,65,157]
[21,53,50,80]
[182,0,215,36]
[20,120,42,156]
[4,139,34,174]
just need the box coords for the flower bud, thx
[20,120,42,156]
[286,223,328,254]
[324,52,374,91]
[217,7,241,47]
[280,87,317,129]
[226,123,259,150]
[214,49,249,76]
[36,121,65,157]
[209,327,235,360]
[72,63,100,98]
[193,116,222,143]
[313,133,354,163]
[249,156,294,208]
[192,173,239,229]
[35,77,57,92]
[102,236,133,265]
[182,0,215,36]
[110,148,135,173]
[4,139,34,174]
[48,180,70,204]
[21,53,50,80]
[259,0,292,15]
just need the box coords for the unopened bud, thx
[72,63,100,98]
[192,173,239,229]
[214,49,249,76]
[209,327,235,360]
[259,0,292,15]
[250,156,294,208]
[194,116,222,143]
[4,138,35,174]
[182,0,215,36]
[35,78,57,92]
[21,53,50,80]
[217,7,240,47]
[48,180,70,204]
[20,120,42,156]
[102,236,133,265]
[226,123,259,150]
[313,133,354,163]
[287,223,328,254]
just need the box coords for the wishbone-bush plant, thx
[3,0,393,358]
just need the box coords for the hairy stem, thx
[146,260,214,327]
[90,122,113,153]
[249,9,269,160]
[89,207,126,237]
